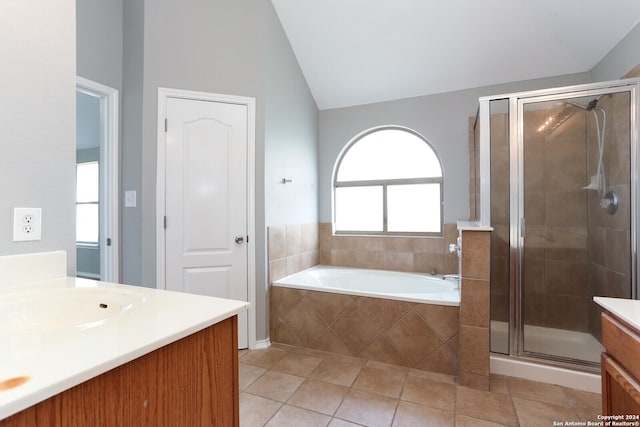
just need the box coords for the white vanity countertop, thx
[594,296,640,331]
[0,277,249,420]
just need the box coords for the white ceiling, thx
[271,0,640,110]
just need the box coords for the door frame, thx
[76,76,119,282]
[156,87,257,348]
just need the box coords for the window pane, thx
[337,129,442,182]
[77,204,99,243]
[77,162,99,203]
[335,186,383,232]
[387,183,441,233]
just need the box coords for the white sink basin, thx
[0,287,145,335]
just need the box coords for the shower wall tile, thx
[524,191,545,226]
[605,184,630,229]
[545,260,589,298]
[545,190,587,227]
[546,295,590,332]
[605,228,630,275]
[522,292,547,328]
[605,269,632,299]
[544,226,588,263]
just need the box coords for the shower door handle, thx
[520,217,526,238]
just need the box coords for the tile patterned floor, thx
[239,344,602,427]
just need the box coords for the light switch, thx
[125,191,137,208]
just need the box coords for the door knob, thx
[235,235,245,244]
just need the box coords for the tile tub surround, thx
[319,222,459,275]
[270,286,460,375]
[459,228,492,390]
[239,345,602,427]
[268,223,320,282]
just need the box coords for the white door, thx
[164,96,249,348]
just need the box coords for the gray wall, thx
[0,1,76,273]
[121,0,144,286]
[117,0,317,342]
[264,3,319,227]
[592,22,640,82]
[318,73,592,224]
[76,0,126,281]
[76,0,123,91]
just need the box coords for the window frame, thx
[332,126,444,237]
[76,161,100,246]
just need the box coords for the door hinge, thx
[164,118,168,132]
[164,216,167,229]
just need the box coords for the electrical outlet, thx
[13,208,42,241]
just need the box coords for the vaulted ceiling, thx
[271,0,640,109]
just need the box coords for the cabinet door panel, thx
[602,353,640,416]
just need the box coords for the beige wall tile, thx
[414,338,458,375]
[301,222,319,252]
[286,253,303,275]
[286,224,302,256]
[413,237,444,254]
[459,325,489,376]
[306,290,356,325]
[269,258,287,284]
[354,250,384,269]
[461,231,490,280]
[413,304,459,341]
[461,279,490,327]
[358,336,411,367]
[414,253,444,274]
[384,251,415,272]
[385,311,443,366]
[268,226,286,260]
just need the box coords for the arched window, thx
[332,126,443,236]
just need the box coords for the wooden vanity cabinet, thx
[1,316,239,427]
[601,312,640,415]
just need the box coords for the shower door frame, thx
[479,78,640,370]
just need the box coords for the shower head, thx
[564,98,599,111]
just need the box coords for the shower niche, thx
[475,79,640,369]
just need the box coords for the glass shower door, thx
[518,90,632,365]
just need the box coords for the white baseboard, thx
[253,338,271,350]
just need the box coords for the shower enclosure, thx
[475,79,640,370]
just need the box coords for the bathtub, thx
[270,265,461,374]
[272,265,460,306]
